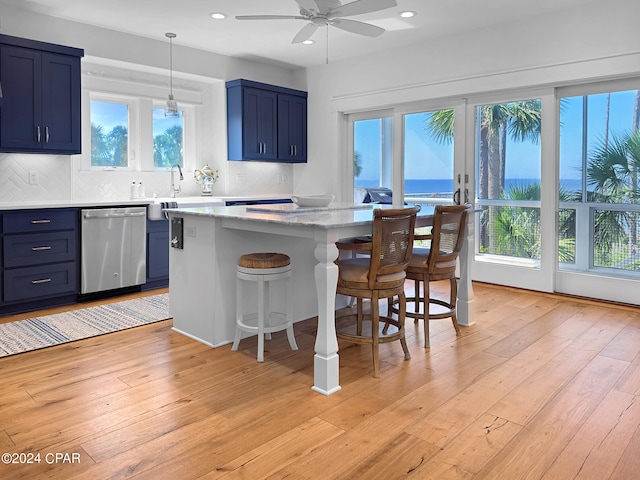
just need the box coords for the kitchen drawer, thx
[4,230,77,268]
[3,208,78,234]
[3,262,77,302]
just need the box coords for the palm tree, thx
[154,125,183,167]
[354,151,363,178]
[90,123,109,166]
[587,130,640,268]
[631,90,640,249]
[491,181,541,258]
[107,125,128,167]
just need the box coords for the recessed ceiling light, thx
[400,11,416,18]
[209,12,227,20]
[302,40,314,45]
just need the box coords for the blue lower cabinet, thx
[3,230,77,268]
[144,219,169,289]
[3,262,77,302]
[1,207,79,312]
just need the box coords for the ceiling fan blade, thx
[294,0,321,14]
[292,23,319,44]
[235,15,306,20]
[331,18,385,37]
[331,0,397,18]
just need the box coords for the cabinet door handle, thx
[294,144,297,156]
[45,126,50,143]
[31,278,52,285]
[31,246,52,251]
[37,125,41,143]
[30,219,51,224]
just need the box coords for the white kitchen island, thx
[165,203,475,396]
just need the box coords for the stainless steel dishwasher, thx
[81,207,147,294]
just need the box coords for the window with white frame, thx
[84,62,199,173]
[351,113,393,203]
[152,107,184,168]
[558,83,640,277]
[90,99,130,168]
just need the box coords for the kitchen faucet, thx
[170,164,183,198]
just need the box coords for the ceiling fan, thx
[236,0,398,44]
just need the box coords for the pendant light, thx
[165,32,178,117]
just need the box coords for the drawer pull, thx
[30,219,52,224]
[31,246,52,251]
[31,278,52,285]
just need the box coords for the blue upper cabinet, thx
[240,87,278,161]
[0,34,84,154]
[226,79,307,163]
[278,93,307,163]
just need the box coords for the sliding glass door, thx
[468,92,556,292]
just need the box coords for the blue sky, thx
[91,101,182,136]
[354,114,454,181]
[355,90,639,183]
[560,90,638,180]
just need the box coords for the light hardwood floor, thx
[1,283,640,479]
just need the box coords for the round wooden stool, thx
[231,253,298,362]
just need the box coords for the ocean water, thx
[355,178,582,194]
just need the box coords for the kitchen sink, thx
[147,196,225,220]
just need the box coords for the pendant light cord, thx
[326,25,329,65]
[166,32,177,98]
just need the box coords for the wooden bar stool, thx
[231,252,298,362]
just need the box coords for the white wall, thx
[294,0,640,199]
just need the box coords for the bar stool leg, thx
[257,275,265,362]
[285,271,298,351]
[231,275,243,351]
[263,278,272,341]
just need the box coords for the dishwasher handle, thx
[83,211,146,220]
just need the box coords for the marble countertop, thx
[0,194,294,211]
[165,203,434,229]
[0,199,154,210]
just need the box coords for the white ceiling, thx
[3,0,599,69]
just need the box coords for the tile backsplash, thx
[0,153,72,203]
[0,153,294,203]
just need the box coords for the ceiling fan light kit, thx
[236,0,398,45]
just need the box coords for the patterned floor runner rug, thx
[0,293,171,358]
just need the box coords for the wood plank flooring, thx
[1,283,640,479]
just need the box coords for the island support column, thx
[311,229,341,396]
[457,211,476,327]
